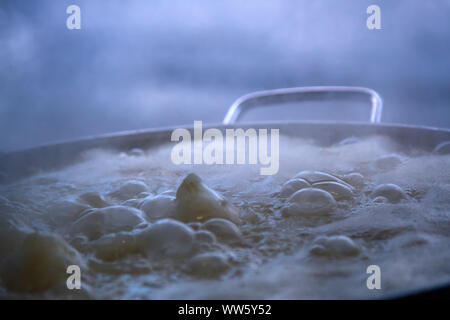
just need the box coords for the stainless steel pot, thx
[1,86,449,298]
[1,86,449,183]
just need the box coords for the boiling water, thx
[1,135,449,299]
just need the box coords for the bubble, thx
[187,252,230,278]
[284,188,337,216]
[373,154,403,171]
[279,178,311,198]
[371,184,406,203]
[1,232,84,293]
[342,173,365,188]
[160,190,176,197]
[78,192,109,208]
[309,235,360,258]
[110,180,148,200]
[140,194,176,221]
[294,170,353,190]
[137,219,195,258]
[175,173,241,224]
[194,230,217,244]
[121,198,142,208]
[93,232,138,261]
[312,181,354,200]
[70,206,145,240]
[373,196,388,204]
[202,218,242,243]
[48,200,90,225]
[137,192,151,199]
[187,222,202,230]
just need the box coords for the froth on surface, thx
[1,135,450,299]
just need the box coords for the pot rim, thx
[3,120,450,155]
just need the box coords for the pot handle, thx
[223,86,383,125]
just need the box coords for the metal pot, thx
[1,86,449,183]
[1,86,449,298]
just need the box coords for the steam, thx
[0,0,449,152]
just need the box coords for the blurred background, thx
[0,0,449,151]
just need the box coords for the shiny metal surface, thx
[223,86,383,124]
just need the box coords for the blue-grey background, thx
[0,0,449,151]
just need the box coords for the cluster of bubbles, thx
[277,152,412,259]
[0,168,246,296]
[1,137,449,298]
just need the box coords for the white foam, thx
[1,135,450,298]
